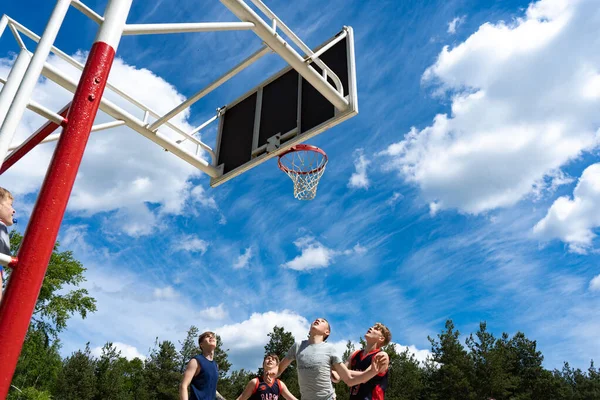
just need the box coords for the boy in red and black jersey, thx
[333,323,392,400]
[237,354,298,400]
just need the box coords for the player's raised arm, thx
[236,378,259,400]
[332,353,388,387]
[278,379,299,400]
[277,356,293,377]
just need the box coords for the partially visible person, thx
[0,187,16,304]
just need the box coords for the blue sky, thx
[2,0,600,371]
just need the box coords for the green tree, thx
[54,344,97,400]
[144,340,181,399]
[384,344,424,400]
[215,335,232,379]
[427,320,474,400]
[9,387,53,400]
[94,343,132,400]
[179,326,201,373]
[506,331,545,399]
[219,369,255,400]
[466,322,515,399]
[8,328,62,399]
[124,357,148,400]
[8,232,97,339]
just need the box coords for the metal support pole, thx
[0,103,70,176]
[0,49,32,162]
[0,0,71,172]
[148,45,270,131]
[0,15,8,39]
[0,0,133,395]
[122,21,255,35]
[220,0,349,111]
[41,62,219,176]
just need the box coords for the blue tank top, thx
[190,354,219,400]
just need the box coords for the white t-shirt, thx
[286,340,342,400]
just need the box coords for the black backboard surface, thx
[211,27,357,187]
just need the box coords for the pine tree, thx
[144,340,181,400]
[94,343,131,400]
[427,320,474,400]
[54,344,97,400]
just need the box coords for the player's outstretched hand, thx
[372,353,389,373]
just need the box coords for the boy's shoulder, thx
[0,222,10,255]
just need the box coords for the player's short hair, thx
[323,318,330,341]
[263,354,280,365]
[0,187,13,202]
[198,331,215,349]
[374,322,392,346]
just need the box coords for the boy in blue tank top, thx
[236,354,298,400]
[180,331,227,400]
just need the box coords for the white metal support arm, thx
[219,0,349,112]
[122,22,255,35]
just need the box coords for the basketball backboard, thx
[210,26,358,187]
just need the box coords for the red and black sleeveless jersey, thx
[250,377,281,400]
[349,349,388,400]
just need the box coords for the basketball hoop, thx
[278,144,328,200]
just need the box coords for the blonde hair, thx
[374,322,392,346]
[0,187,13,202]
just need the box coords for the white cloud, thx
[199,304,228,321]
[590,274,600,291]
[233,247,253,269]
[190,185,226,225]
[216,310,309,350]
[153,286,179,300]
[112,205,159,237]
[91,342,146,361]
[533,163,600,253]
[447,16,466,34]
[429,201,441,216]
[348,149,370,189]
[392,343,433,365]
[342,243,367,256]
[381,0,600,215]
[207,310,310,370]
[0,53,220,236]
[174,235,210,254]
[386,192,404,208]
[283,237,336,271]
[191,185,219,211]
[350,243,367,256]
[60,224,96,255]
[282,236,367,271]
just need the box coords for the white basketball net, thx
[279,147,328,200]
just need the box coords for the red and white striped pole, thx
[0,0,132,396]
